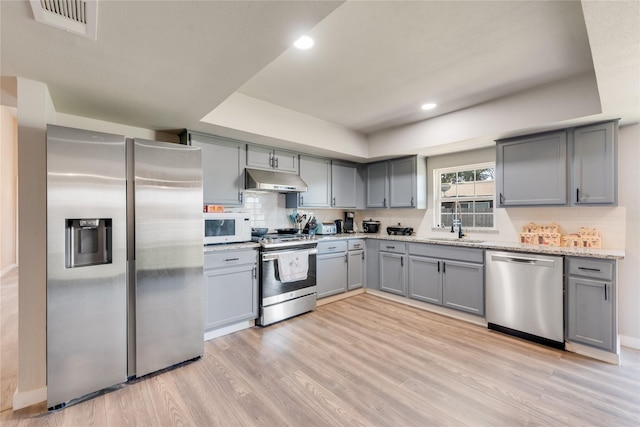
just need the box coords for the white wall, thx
[1,106,18,275]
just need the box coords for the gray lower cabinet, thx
[317,241,348,298]
[571,121,617,205]
[566,257,616,352]
[408,256,441,304]
[379,242,407,296]
[441,260,484,315]
[365,239,381,290]
[496,130,568,206]
[407,243,484,316]
[347,239,365,290]
[203,249,258,331]
[183,131,244,206]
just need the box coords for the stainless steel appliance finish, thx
[486,250,564,347]
[47,125,127,408]
[256,237,318,326]
[131,138,204,377]
[245,168,308,192]
[316,222,337,235]
[47,125,204,409]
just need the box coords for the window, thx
[435,163,495,228]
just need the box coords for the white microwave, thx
[203,212,252,245]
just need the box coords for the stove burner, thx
[253,233,317,248]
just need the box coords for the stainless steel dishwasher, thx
[486,250,564,349]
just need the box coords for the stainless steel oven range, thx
[255,234,318,326]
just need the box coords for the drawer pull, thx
[328,246,337,250]
[224,258,240,262]
[578,267,601,272]
[386,246,395,249]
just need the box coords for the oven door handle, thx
[262,248,318,261]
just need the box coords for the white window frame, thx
[434,162,495,229]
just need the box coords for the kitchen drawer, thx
[409,243,484,264]
[566,257,614,281]
[204,249,257,270]
[348,239,365,251]
[317,240,348,254]
[379,241,406,254]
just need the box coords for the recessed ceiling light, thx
[421,103,437,110]
[294,35,314,50]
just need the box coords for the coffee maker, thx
[344,211,355,233]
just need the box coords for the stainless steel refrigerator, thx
[46,125,203,409]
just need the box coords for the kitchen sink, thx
[428,237,486,244]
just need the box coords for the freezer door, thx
[133,139,203,377]
[46,125,127,408]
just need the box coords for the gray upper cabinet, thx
[496,130,568,207]
[331,160,358,208]
[389,157,416,208]
[246,145,298,173]
[566,257,616,352]
[366,161,389,208]
[571,121,618,205]
[184,131,244,206]
[298,156,331,208]
[366,156,426,209]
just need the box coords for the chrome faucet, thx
[451,201,465,238]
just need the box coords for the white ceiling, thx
[1,0,638,158]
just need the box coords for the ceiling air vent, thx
[30,0,98,40]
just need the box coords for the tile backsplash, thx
[225,191,626,249]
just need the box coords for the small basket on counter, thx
[519,223,601,248]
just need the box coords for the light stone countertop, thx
[202,233,624,260]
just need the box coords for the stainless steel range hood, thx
[245,168,308,192]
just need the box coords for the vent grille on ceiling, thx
[30,0,98,40]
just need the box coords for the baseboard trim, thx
[204,319,255,341]
[13,386,47,410]
[565,341,620,365]
[620,334,640,350]
[0,263,18,277]
[364,289,488,327]
[317,288,365,307]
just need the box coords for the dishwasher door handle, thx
[490,254,555,268]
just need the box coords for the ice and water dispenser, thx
[65,218,112,268]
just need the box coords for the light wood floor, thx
[2,288,639,426]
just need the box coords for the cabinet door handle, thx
[345,254,348,263]
[576,188,580,203]
[333,197,336,206]
[400,256,404,267]
[499,193,504,205]
[239,192,243,203]
[224,258,240,262]
[275,157,279,168]
[411,196,414,207]
[269,155,274,167]
[253,266,257,279]
[443,262,446,273]
[300,195,304,206]
[437,261,440,273]
[604,283,608,301]
[578,267,601,272]
[362,252,364,260]
[383,198,387,207]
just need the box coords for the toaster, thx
[316,222,337,235]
